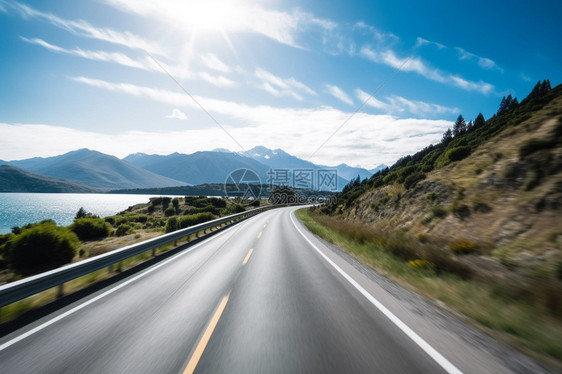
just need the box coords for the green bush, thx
[71,218,112,241]
[178,212,216,229]
[164,207,176,217]
[398,165,417,183]
[162,197,172,209]
[165,217,178,233]
[7,222,79,275]
[446,146,472,162]
[115,224,135,237]
[404,172,426,189]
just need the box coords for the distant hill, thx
[123,151,271,186]
[369,164,388,174]
[4,149,186,190]
[0,165,99,193]
[332,163,372,181]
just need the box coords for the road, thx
[0,207,549,373]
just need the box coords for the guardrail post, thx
[56,284,64,299]
[152,247,156,257]
[108,263,113,273]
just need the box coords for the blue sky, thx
[1,0,560,168]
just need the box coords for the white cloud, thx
[355,89,392,111]
[360,46,494,94]
[165,109,187,120]
[325,84,353,106]
[4,0,165,56]
[198,72,237,87]
[21,37,158,71]
[200,53,231,73]
[355,89,458,116]
[415,37,444,49]
[456,47,503,72]
[254,68,316,100]
[387,96,459,115]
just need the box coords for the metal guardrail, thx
[0,205,279,308]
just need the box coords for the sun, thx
[159,0,246,34]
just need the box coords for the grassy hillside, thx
[304,81,562,367]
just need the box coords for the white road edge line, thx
[290,211,463,374]
[0,221,247,352]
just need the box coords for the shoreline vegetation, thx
[0,195,262,323]
[296,208,562,370]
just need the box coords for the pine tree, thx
[497,96,507,115]
[474,113,485,128]
[442,128,453,144]
[453,115,466,137]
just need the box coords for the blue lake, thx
[0,193,164,234]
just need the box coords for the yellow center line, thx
[257,231,262,239]
[242,248,254,265]
[183,294,230,374]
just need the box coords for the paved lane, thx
[0,207,547,373]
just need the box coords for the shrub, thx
[165,217,178,233]
[172,198,180,208]
[432,205,447,218]
[452,203,470,220]
[150,197,163,205]
[383,233,419,261]
[408,259,434,270]
[416,233,429,243]
[451,239,477,254]
[473,201,492,213]
[178,212,216,229]
[71,218,112,241]
[426,192,438,201]
[423,248,473,279]
[398,165,417,183]
[7,222,79,275]
[116,224,135,237]
[228,204,246,214]
[404,172,426,189]
[162,197,172,209]
[446,146,472,162]
[164,207,176,217]
[519,138,556,158]
[147,205,155,214]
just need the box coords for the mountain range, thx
[1,149,186,190]
[0,146,379,192]
[0,165,99,193]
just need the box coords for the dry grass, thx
[296,208,562,367]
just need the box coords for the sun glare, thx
[164,0,245,34]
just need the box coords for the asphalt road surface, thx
[0,207,551,373]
